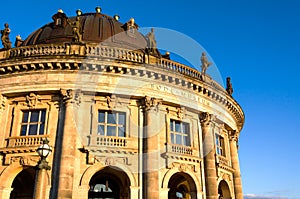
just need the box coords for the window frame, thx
[20,109,47,136]
[97,110,127,137]
[215,133,226,157]
[169,119,191,146]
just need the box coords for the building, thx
[0,7,244,199]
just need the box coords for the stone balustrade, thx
[86,45,145,63]
[6,135,47,148]
[217,155,230,167]
[171,144,193,155]
[89,135,127,147]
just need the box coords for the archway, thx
[88,166,130,199]
[9,167,36,199]
[168,172,197,199]
[218,180,231,199]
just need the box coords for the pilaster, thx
[56,89,81,199]
[200,112,218,199]
[229,131,243,199]
[142,96,162,199]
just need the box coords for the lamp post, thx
[34,138,52,199]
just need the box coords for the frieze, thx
[93,156,130,166]
[4,155,39,166]
[150,83,211,106]
[171,162,197,173]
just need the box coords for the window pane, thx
[29,125,38,135]
[41,110,46,122]
[176,134,182,145]
[30,111,39,122]
[98,111,105,123]
[175,121,181,132]
[171,133,175,144]
[22,112,29,122]
[118,113,125,125]
[21,125,27,136]
[98,125,105,135]
[118,127,125,137]
[39,124,45,135]
[107,126,116,136]
[170,121,174,131]
[107,113,116,124]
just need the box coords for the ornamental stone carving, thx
[5,155,39,166]
[106,95,118,110]
[60,89,82,106]
[1,23,12,49]
[143,96,162,112]
[200,52,211,76]
[26,92,40,107]
[200,112,212,126]
[226,77,234,96]
[177,107,186,119]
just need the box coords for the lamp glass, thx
[37,143,52,158]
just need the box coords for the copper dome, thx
[22,11,148,50]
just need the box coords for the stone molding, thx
[0,46,244,131]
[0,94,6,112]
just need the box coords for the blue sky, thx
[1,0,299,198]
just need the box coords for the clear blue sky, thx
[1,1,299,198]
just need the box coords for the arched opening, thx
[218,180,231,199]
[88,166,130,199]
[168,172,197,199]
[9,167,36,199]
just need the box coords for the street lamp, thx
[36,138,52,170]
[34,138,52,199]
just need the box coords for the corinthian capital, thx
[200,112,212,126]
[143,96,162,112]
[229,130,239,142]
[60,89,82,105]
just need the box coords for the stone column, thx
[57,89,81,198]
[229,131,243,199]
[34,169,48,199]
[142,96,162,199]
[200,112,218,199]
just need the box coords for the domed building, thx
[0,8,244,199]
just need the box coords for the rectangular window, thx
[97,111,126,137]
[20,110,46,136]
[170,120,190,146]
[216,134,225,156]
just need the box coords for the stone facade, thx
[0,10,244,199]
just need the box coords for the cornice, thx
[0,44,244,131]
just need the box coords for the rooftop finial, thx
[76,9,82,16]
[95,6,101,13]
[114,15,120,21]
